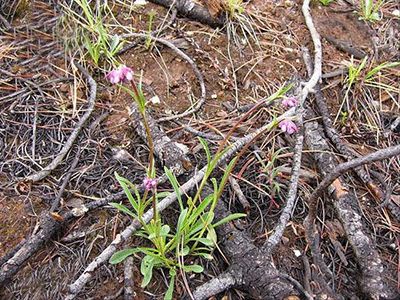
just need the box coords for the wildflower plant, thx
[106,65,246,299]
[359,0,383,22]
[60,0,124,66]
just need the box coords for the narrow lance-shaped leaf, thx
[109,202,136,219]
[109,248,140,264]
[164,166,183,210]
[213,213,247,228]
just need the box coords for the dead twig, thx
[50,147,81,212]
[0,13,11,31]
[192,271,237,300]
[303,46,383,200]
[228,171,250,212]
[123,242,135,300]
[263,0,322,253]
[307,144,400,212]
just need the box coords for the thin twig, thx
[50,147,81,212]
[308,145,400,214]
[263,0,322,253]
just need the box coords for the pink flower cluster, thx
[106,65,134,84]
[279,119,298,135]
[281,96,298,108]
[143,177,157,191]
[278,96,299,135]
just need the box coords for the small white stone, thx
[149,95,160,105]
[211,94,218,99]
[392,9,400,17]
[293,249,301,257]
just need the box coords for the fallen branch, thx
[302,46,383,200]
[24,61,97,182]
[304,120,399,299]
[121,32,206,122]
[263,119,304,253]
[308,144,400,209]
[123,241,135,300]
[263,0,322,253]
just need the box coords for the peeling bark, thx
[304,118,398,300]
[129,103,192,175]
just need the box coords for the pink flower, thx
[143,177,157,191]
[120,65,134,82]
[279,119,298,134]
[106,65,134,84]
[105,70,121,84]
[282,96,298,108]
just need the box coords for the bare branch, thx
[192,271,237,300]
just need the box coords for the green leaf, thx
[366,61,400,79]
[198,137,211,166]
[177,245,190,257]
[213,213,247,228]
[109,202,136,218]
[206,226,217,244]
[109,35,122,53]
[205,211,214,224]
[187,220,204,238]
[109,248,139,264]
[187,194,214,226]
[141,255,154,287]
[148,232,157,240]
[114,172,139,213]
[216,157,237,202]
[164,167,183,210]
[194,252,214,260]
[182,264,204,273]
[266,83,293,103]
[160,224,170,236]
[177,208,188,233]
[164,273,175,300]
[192,237,214,247]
